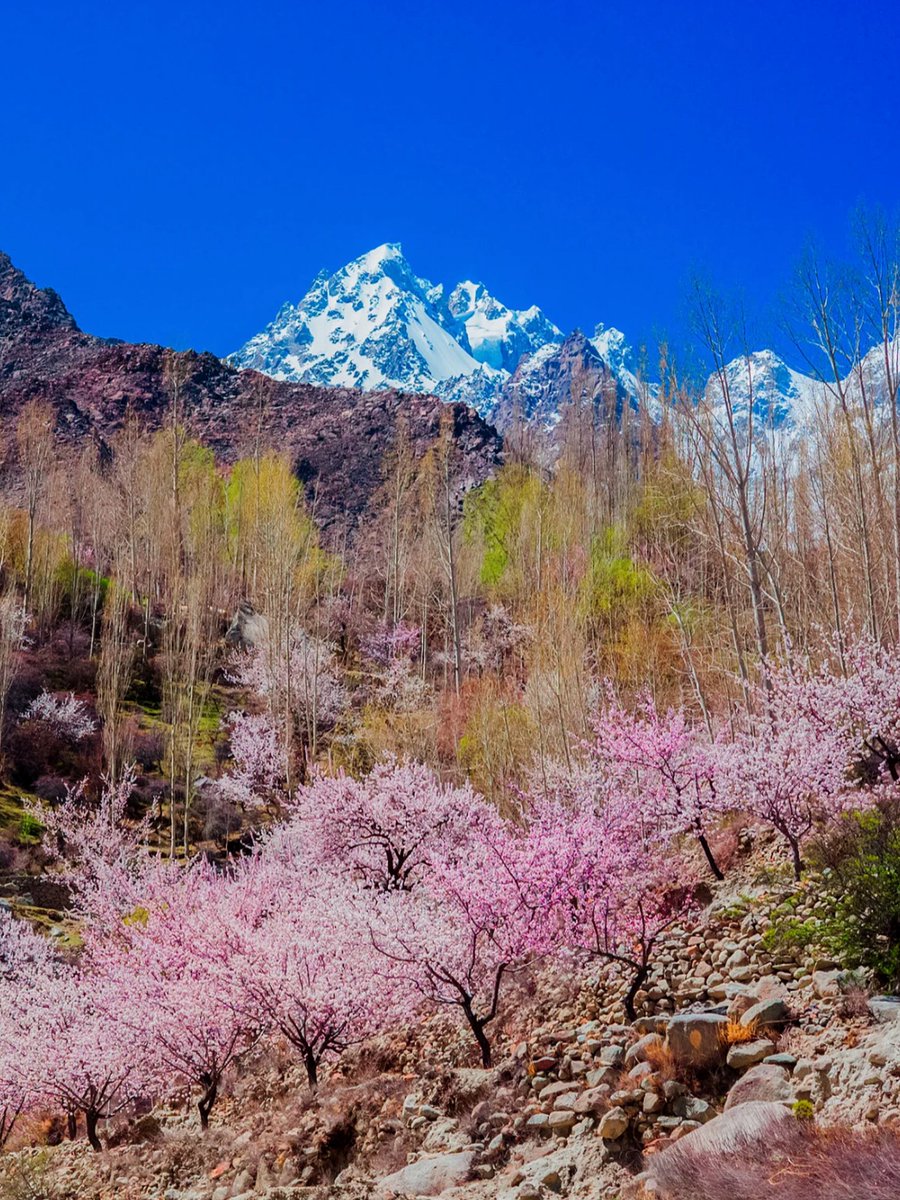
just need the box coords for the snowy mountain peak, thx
[231,247,560,403]
[715,349,822,429]
[231,245,834,434]
[232,244,479,394]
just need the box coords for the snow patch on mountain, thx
[446,280,561,372]
[712,349,823,431]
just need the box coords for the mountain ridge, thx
[0,251,501,538]
[232,244,830,434]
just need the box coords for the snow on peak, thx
[447,280,562,372]
[591,323,642,400]
[231,248,559,404]
[713,349,823,430]
[231,244,480,393]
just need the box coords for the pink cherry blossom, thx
[285,758,505,892]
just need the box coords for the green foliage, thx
[631,453,704,537]
[17,811,44,844]
[463,465,545,589]
[792,1099,815,1121]
[810,806,900,987]
[0,1151,69,1200]
[760,892,822,955]
[578,526,656,622]
[54,561,109,608]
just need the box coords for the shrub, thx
[647,1123,900,1200]
[811,800,900,987]
[760,893,822,957]
[0,1152,65,1200]
[18,812,44,843]
[32,775,69,804]
[132,730,164,773]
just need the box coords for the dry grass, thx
[643,1040,680,1084]
[719,1018,759,1047]
[647,1123,900,1200]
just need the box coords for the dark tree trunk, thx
[788,836,803,881]
[623,963,649,1022]
[197,1078,218,1130]
[66,1109,77,1141]
[85,1108,102,1152]
[698,833,725,881]
[303,1047,319,1089]
[461,1005,492,1067]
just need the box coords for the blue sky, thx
[2,0,898,365]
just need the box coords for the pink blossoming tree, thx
[287,759,504,892]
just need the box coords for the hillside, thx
[0,252,502,537]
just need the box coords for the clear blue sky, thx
[2,0,898,364]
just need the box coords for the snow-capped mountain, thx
[233,242,866,436]
[710,349,822,430]
[232,244,480,393]
[231,244,559,408]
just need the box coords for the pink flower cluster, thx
[7,636,893,1150]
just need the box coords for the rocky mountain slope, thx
[0,252,501,537]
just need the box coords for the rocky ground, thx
[5,857,900,1200]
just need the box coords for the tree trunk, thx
[197,1078,218,1130]
[623,963,649,1022]
[66,1108,77,1141]
[788,836,803,882]
[698,833,725,881]
[461,1002,492,1067]
[303,1048,319,1089]
[85,1108,102,1152]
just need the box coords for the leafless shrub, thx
[648,1123,900,1200]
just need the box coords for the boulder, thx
[812,969,841,999]
[573,1086,610,1115]
[726,1039,776,1069]
[585,1066,617,1088]
[225,602,269,649]
[763,1053,796,1069]
[725,1063,792,1109]
[548,1110,576,1132]
[666,1013,728,1068]
[598,1106,629,1140]
[740,997,789,1028]
[376,1150,475,1196]
[671,1094,715,1123]
[626,1032,664,1066]
[869,995,900,1023]
[539,1080,580,1102]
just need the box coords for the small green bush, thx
[792,1099,815,1121]
[811,801,900,988]
[0,1152,64,1200]
[17,812,43,844]
[760,894,823,956]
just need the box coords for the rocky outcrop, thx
[640,1101,795,1197]
[0,252,502,539]
[724,1063,792,1108]
[490,331,629,431]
